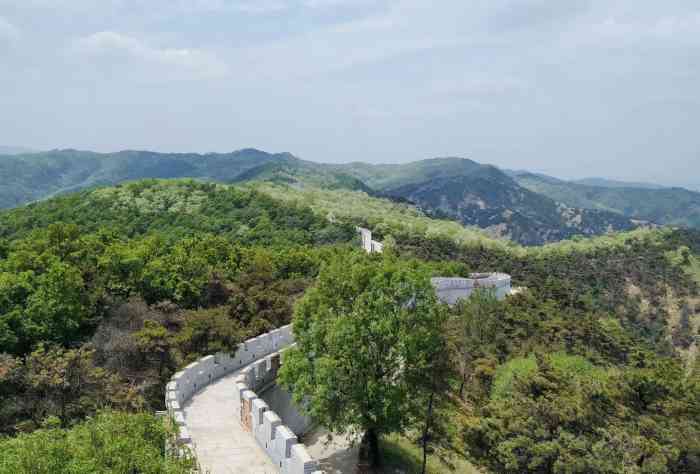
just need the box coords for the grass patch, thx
[379,434,480,474]
[491,352,609,400]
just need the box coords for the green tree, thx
[23,261,90,351]
[135,320,174,378]
[23,345,141,428]
[279,254,446,469]
[448,289,503,400]
[466,353,700,473]
[228,252,293,334]
[176,307,240,359]
[0,410,194,474]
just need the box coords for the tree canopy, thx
[279,254,448,467]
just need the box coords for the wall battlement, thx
[431,273,512,305]
[164,325,322,474]
[357,227,384,253]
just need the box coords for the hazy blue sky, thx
[1,1,698,186]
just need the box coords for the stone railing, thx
[233,349,320,474]
[164,325,321,473]
[431,273,512,305]
[357,227,383,254]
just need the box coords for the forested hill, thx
[0,179,354,244]
[1,178,699,472]
[515,171,700,228]
[0,149,692,245]
[0,148,298,209]
[227,157,648,245]
[369,164,639,245]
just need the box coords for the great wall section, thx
[165,325,322,474]
[164,228,513,473]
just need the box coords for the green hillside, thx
[0,150,692,246]
[516,172,700,228]
[327,159,640,245]
[235,157,638,245]
[0,179,699,472]
[332,157,485,190]
[0,148,296,208]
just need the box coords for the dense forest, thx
[6,149,691,245]
[1,179,699,473]
[515,171,700,229]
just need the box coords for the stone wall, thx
[357,227,383,254]
[233,349,319,474]
[431,273,512,305]
[262,384,312,436]
[164,325,322,474]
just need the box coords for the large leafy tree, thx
[448,289,504,400]
[0,410,194,474]
[279,254,447,468]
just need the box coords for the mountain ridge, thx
[1,148,692,245]
[514,171,700,228]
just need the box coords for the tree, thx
[23,345,141,428]
[23,261,90,352]
[135,320,174,378]
[448,289,502,400]
[672,302,694,349]
[176,307,240,359]
[0,410,194,473]
[415,345,453,474]
[279,254,446,469]
[465,353,700,473]
[228,252,294,333]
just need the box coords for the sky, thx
[0,0,698,187]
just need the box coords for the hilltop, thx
[3,148,699,245]
[514,171,700,228]
[0,178,699,473]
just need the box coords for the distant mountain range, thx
[0,148,296,209]
[571,177,668,190]
[512,171,700,229]
[1,148,698,245]
[0,146,36,155]
[324,158,640,245]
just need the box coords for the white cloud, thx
[71,31,229,79]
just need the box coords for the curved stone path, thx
[184,366,277,474]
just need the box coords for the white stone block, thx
[177,426,192,445]
[251,398,269,428]
[173,410,186,426]
[289,444,318,474]
[263,411,282,442]
[167,400,181,415]
[273,426,297,472]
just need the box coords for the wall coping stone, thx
[164,324,321,473]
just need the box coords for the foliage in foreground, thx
[467,352,700,473]
[0,410,193,474]
[279,254,448,467]
[447,291,700,473]
[0,181,357,434]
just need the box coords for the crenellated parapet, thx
[357,227,384,254]
[233,352,319,473]
[431,273,512,305]
[164,325,322,474]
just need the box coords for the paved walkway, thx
[304,428,359,474]
[184,368,277,474]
